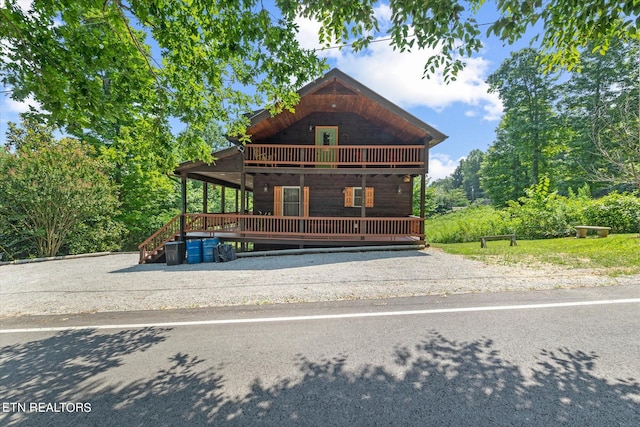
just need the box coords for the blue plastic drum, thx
[186,239,203,264]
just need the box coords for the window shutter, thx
[365,187,374,208]
[303,186,309,217]
[344,187,353,207]
[273,186,283,216]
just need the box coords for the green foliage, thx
[0,124,123,258]
[426,180,640,244]
[558,39,639,191]
[506,177,579,239]
[486,48,560,195]
[582,193,640,234]
[424,206,513,244]
[2,0,637,152]
[487,0,640,72]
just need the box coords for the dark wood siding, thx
[253,174,413,217]
[259,112,421,146]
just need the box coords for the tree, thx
[2,0,638,154]
[480,127,530,206]
[592,92,640,189]
[486,0,640,72]
[559,40,639,190]
[0,119,122,258]
[452,149,486,202]
[483,48,563,205]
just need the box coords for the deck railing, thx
[244,144,424,168]
[137,214,181,263]
[140,213,424,263]
[184,213,424,240]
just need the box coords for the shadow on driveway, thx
[109,249,431,274]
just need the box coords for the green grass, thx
[432,234,640,275]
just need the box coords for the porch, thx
[138,213,424,263]
[244,144,425,169]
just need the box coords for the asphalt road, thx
[1,285,639,426]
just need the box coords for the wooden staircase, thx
[138,215,182,264]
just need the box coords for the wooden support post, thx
[221,186,226,213]
[420,173,426,236]
[203,182,208,213]
[299,174,305,238]
[361,174,366,240]
[180,173,187,244]
[240,172,246,252]
[202,182,208,231]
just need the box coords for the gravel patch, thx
[1,248,638,318]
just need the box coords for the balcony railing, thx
[184,213,424,241]
[244,144,424,168]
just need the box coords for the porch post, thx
[202,182,208,213]
[420,173,426,236]
[180,173,187,243]
[361,174,366,240]
[299,174,305,247]
[421,140,430,238]
[221,186,226,213]
[240,172,246,251]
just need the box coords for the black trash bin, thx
[165,241,185,265]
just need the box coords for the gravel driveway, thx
[1,248,638,318]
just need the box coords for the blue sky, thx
[0,1,538,180]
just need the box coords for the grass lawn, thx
[432,234,640,276]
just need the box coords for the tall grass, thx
[425,188,640,244]
[425,206,513,243]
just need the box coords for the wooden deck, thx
[139,213,424,263]
[244,144,425,168]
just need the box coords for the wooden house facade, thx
[139,69,447,263]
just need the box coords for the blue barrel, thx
[186,239,203,264]
[202,238,220,262]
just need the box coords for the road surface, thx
[1,285,639,426]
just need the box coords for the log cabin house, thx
[139,69,447,263]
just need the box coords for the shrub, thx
[582,192,640,233]
[425,205,512,243]
[506,178,578,239]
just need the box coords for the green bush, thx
[425,206,512,243]
[506,178,585,239]
[424,182,639,244]
[582,193,640,233]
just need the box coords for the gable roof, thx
[244,68,447,148]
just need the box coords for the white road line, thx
[1,298,639,334]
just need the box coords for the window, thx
[282,187,300,217]
[273,186,309,216]
[353,187,363,207]
[344,187,374,208]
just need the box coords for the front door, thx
[315,126,338,168]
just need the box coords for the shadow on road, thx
[1,330,638,426]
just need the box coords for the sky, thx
[0,1,537,180]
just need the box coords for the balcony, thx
[244,144,425,169]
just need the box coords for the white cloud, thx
[373,4,392,32]
[335,41,502,118]
[428,153,460,180]
[294,16,343,60]
[294,17,503,121]
[2,94,41,114]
